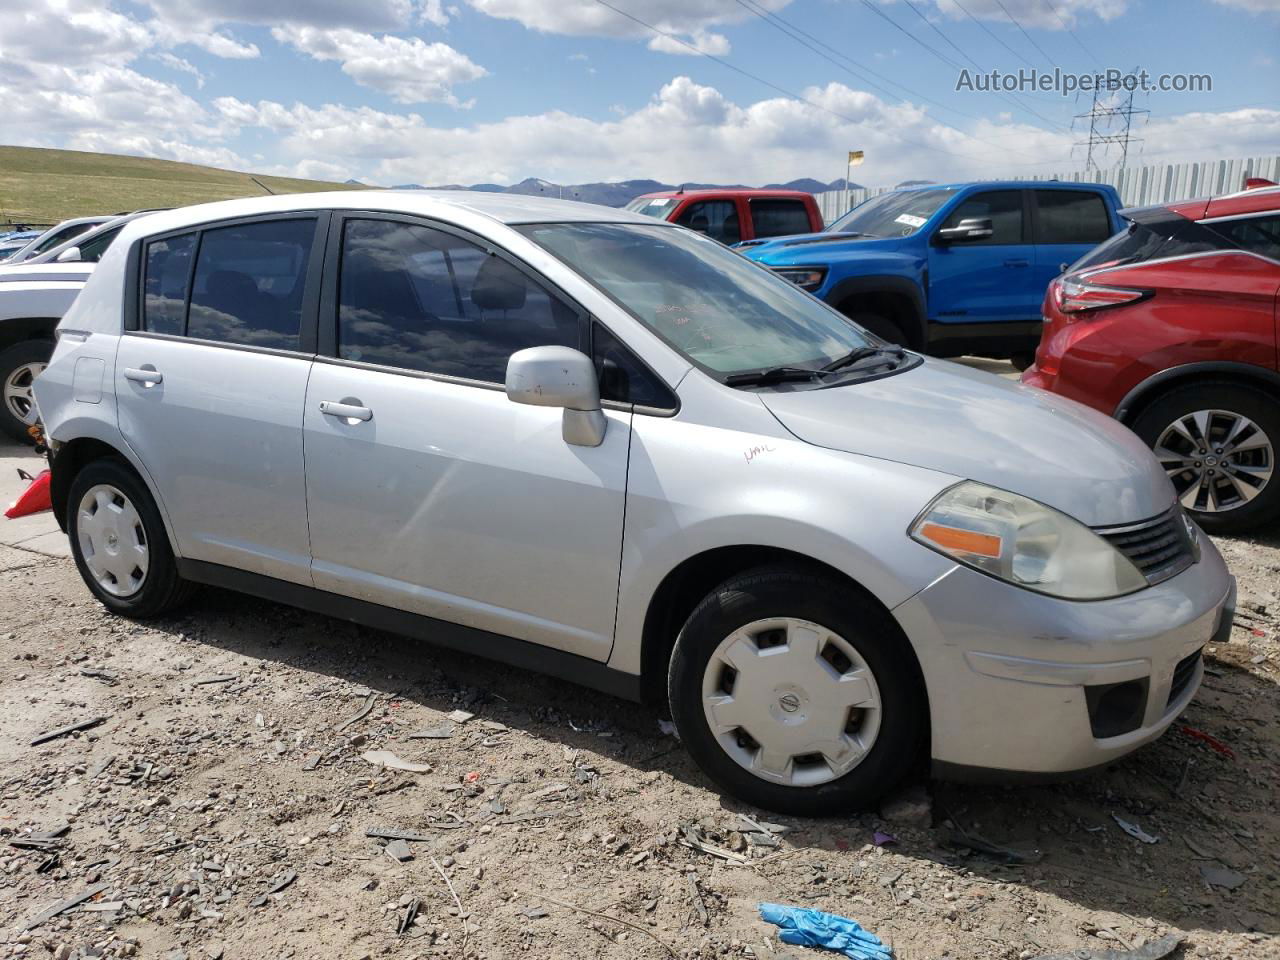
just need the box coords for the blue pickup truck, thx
[739,181,1124,366]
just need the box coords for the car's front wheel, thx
[1132,381,1280,534]
[0,339,52,443]
[668,566,926,815]
[67,458,195,617]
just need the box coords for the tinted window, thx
[1209,214,1280,261]
[78,226,123,263]
[338,219,581,382]
[142,233,197,335]
[1070,217,1221,273]
[940,191,1023,244]
[35,222,94,255]
[592,321,676,409]
[188,218,315,349]
[675,201,741,245]
[751,199,812,239]
[1035,190,1112,243]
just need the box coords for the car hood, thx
[759,358,1175,527]
[0,263,94,284]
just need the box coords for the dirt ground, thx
[1,450,1277,960]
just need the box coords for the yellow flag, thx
[848,150,865,166]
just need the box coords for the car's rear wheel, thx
[1132,382,1280,534]
[67,458,195,617]
[0,339,52,443]
[848,312,907,348]
[668,566,925,815]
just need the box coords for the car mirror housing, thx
[55,246,82,263]
[935,218,994,244]
[505,346,607,447]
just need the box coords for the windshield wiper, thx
[723,366,824,387]
[820,345,906,373]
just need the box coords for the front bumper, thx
[893,540,1234,775]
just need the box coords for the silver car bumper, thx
[894,540,1234,776]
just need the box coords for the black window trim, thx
[1029,187,1114,246]
[318,210,679,416]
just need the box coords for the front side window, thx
[77,226,123,263]
[187,218,316,349]
[675,201,741,245]
[939,190,1024,245]
[337,219,581,382]
[35,222,93,255]
[1208,214,1280,261]
[142,233,197,335]
[827,187,957,237]
[519,222,875,377]
[1034,190,1112,244]
[751,199,812,239]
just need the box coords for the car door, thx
[302,213,631,660]
[115,213,324,585]
[927,189,1036,325]
[1031,188,1116,297]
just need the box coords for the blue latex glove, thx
[758,903,893,960]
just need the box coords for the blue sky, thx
[3,0,1277,188]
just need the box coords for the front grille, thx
[1095,508,1195,586]
[1167,648,1202,707]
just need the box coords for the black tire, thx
[1010,351,1035,372]
[0,339,53,443]
[667,565,926,816]
[848,312,907,348]
[1131,381,1280,534]
[67,457,196,617]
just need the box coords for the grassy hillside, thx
[0,146,364,227]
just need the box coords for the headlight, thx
[910,481,1148,600]
[770,266,826,291]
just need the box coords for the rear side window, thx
[1070,216,1221,273]
[939,190,1023,244]
[675,201,742,245]
[1208,214,1280,261]
[187,219,316,350]
[1034,190,1113,244]
[751,199,812,239]
[142,233,197,335]
[337,218,581,383]
[78,226,123,263]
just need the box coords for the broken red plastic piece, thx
[1179,724,1235,760]
[1244,177,1277,189]
[4,469,52,519]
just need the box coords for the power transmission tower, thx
[1073,70,1149,171]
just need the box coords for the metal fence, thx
[816,155,1280,225]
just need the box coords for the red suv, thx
[1022,184,1280,533]
[624,188,824,245]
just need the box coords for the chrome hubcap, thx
[3,361,45,426]
[1154,409,1273,514]
[701,617,882,788]
[77,484,149,597]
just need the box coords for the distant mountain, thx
[344,179,366,186]
[403,176,858,207]
[896,179,936,187]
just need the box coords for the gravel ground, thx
[0,442,1277,960]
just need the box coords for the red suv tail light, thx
[1055,278,1151,314]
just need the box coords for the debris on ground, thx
[879,784,932,826]
[29,715,107,745]
[361,749,432,773]
[1199,864,1247,890]
[759,902,893,960]
[1032,932,1185,960]
[1111,814,1160,844]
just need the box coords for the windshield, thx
[624,197,677,219]
[827,187,957,237]
[518,222,874,376]
[1069,216,1217,274]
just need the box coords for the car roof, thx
[122,191,660,238]
[633,188,814,201]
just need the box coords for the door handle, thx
[319,400,373,422]
[123,367,163,386]
[1003,258,1030,268]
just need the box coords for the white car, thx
[1,215,115,266]
[0,214,146,441]
[33,192,1233,813]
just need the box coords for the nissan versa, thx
[32,193,1234,815]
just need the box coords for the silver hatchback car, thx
[33,192,1234,814]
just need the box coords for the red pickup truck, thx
[623,188,824,244]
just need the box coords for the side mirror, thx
[505,346,606,447]
[55,246,82,263]
[934,217,993,244]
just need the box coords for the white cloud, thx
[0,0,152,66]
[464,0,791,53]
[646,29,730,56]
[931,0,1128,29]
[151,52,207,88]
[273,27,487,105]
[144,0,419,32]
[1209,0,1280,10]
[419,0,452,26]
